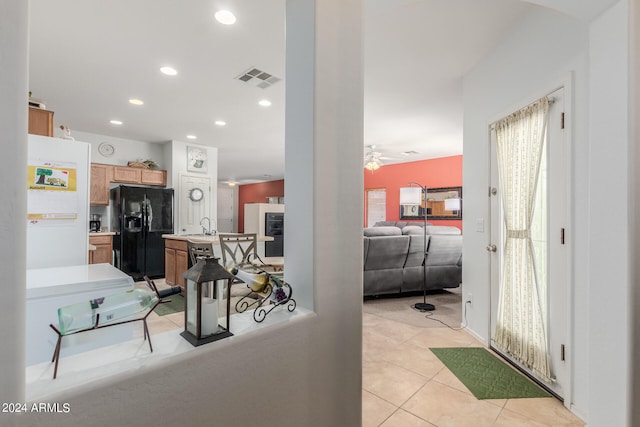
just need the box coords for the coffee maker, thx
[90,214,101,232]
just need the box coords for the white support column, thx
[0,0,28,403]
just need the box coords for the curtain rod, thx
[489,96,555,130]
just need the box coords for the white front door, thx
[179,174,211,234]
[489,88,570,400]
[217,184,235,233]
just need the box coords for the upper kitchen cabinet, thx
[28,107,54,137]
[112,166,167,186]
[141,169,167,186]
[90,164,111,206]
[112,166,142,183]
[90,164,167,206]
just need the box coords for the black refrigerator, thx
[111,185,174,280]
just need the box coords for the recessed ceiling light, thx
[129,98,144,106]
[215,10,236,25]
[186,135,197,140]
[160,66,178,76]
[214,120,227,126]
[110,120,123,125]
[258,99,272,107]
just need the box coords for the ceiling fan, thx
[364,145,391,171]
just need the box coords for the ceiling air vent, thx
[235,67,281,89]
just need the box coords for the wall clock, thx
[189,187,204,202]
[187,146,208,173]
[98,142,115,157]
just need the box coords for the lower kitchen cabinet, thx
[165,239,188,291]
[89,234,113,265]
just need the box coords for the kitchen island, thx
[162,234,277,290]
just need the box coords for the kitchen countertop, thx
[89,231,115,236]
[162,233,273,242]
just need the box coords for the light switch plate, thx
[475,218,484,232]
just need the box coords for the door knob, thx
[486,244,497,252]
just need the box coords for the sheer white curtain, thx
[494,97,552,382]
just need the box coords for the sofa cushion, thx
[404,234,428,267]
[402,225,424,235]
[363,238,369,265]
[373,221,397,227]
[363,235,409,270]
[364,226,402,237]
[425,225,461,235]
[364,269,403,296]
[373,221,430,228]
[426,235,463,266]
[426,265,462,288]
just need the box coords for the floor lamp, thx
[400,184,435,312]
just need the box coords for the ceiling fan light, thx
[365,160,380,171]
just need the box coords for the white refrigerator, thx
[25,136,137,366]
[27,135,90,269]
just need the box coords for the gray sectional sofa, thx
[363,225,462,296]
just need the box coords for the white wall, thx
[587,2,630,426]
[1,0,364,426]
[72,130,167,169]
[463,2,630,424]
[631,2,640,425]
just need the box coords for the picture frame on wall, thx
[187,146,208,173]
[400,186,462,220]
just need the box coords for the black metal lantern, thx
[181,256,235,346]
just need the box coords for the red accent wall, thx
[237,180,285,232]
[364,155,463,231]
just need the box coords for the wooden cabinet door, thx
[28,107,54,137]
[90,164,111,205]
[165,248,176,285]
[176,250,188,289]
[112,166,142,183]
[93,243,113,264]
[141,169,167,186]
[165,239,188,291]
[89,235,113,265]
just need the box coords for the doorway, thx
[365,188,386,228]
[489,87,570,400]
[217,184,235,233]
[178,174,211,235]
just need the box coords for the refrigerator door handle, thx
[146,199,153,231]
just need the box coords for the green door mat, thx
[430,347,551,400]
[153,294,185,316]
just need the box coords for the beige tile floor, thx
[133,279,184,337]
[141,280,584,426]
[362,306,585,427]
